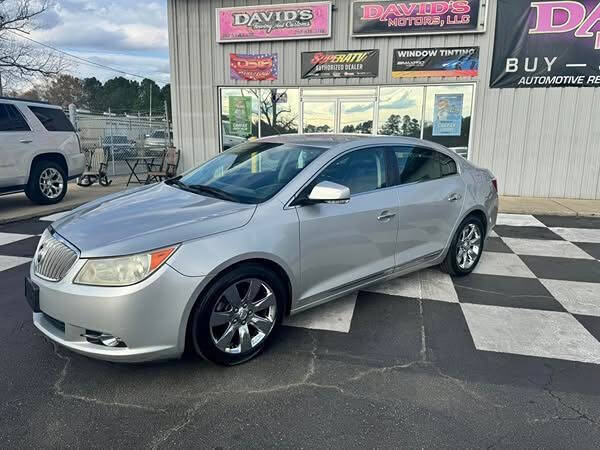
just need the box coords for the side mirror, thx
[307,181,350,204]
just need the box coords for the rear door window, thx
[394,147,458,185]
[28,106,75,132]
[0,103,31,132]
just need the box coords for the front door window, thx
[340,101,375,134]
[302,101,336,134]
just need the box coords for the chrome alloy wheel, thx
[39,168,64,199]
[210,279,277,354]
[456,223,482,270]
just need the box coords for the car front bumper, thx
[30,261,204,363]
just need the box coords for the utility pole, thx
[0,72,3,97]
[149,84,153,131]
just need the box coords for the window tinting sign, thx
[301,50,379,79]
[352,0,483,37]
[392,47,479,78]
[433,94,463,136]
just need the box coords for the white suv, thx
[0,97,85,204]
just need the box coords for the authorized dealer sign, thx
[491,0,600,88]
[301,50,379,78]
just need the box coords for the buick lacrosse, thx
[26,135,498,365]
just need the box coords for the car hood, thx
[52,183,256,258]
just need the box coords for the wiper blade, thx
[185,184,238,202]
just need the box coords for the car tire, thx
[188,263,286,366]
[440,215,485,277]
[25,160,68,205]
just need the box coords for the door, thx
[0,103,34,188]
[301,89,377,135]
[392,146,466,266]
[296,147,398,305]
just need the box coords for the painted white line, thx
[566,64,587,67]
[0,256,32,272]
[40,211,72,222]
[0,233,34,246]
[285,292,357,333]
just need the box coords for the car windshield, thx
[172,141,327,204]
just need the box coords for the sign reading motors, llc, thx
[301,50,380,79]
[351,0,485,37]
[393,47,479,78]
[216,2,331,43]
[491,0,600,88]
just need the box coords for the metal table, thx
[124,156,159,186]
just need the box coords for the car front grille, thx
[34,233,78,282]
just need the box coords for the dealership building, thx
[167,0,600,200]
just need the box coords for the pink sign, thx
[216,2,332,43]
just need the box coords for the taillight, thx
[492,178,498,192]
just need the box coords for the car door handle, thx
[377,211,396,221]
[448,193,462,202]
[19,139,32,144]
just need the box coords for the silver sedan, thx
[26,135,498,365]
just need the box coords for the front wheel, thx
[440,216,485,277]
[188,264,285,365]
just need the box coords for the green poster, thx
[228,96,252,137]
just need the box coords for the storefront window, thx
[220,88,260,151]
[378,87,424,138]
[340,101,374,134]
[259,88,299,137]
[423,85,473,159]
[302,101,335,133]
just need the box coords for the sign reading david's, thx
[351,0,484,37]
[491,0,600,88]
[216,2,332,43]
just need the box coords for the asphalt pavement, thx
[1,213,600,449]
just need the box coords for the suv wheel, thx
[440,215,485,277]
[25,160,67,205]
[188,264,285,366]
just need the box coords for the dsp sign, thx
[230,54,279,81]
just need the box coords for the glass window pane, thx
[423,85,473,159]
[315,148,388,195]
[260,88,299,137]
[302,88,377,98]
[340,102,374,134]
[395,147,440,184]
[220,88,260,151]
[0,103,31,132]
[29,106,74,132]
[378,87,423,137]
[303,101,335,133]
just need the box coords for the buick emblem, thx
[36,244,47,265]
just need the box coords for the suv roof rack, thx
[0,96,50,105]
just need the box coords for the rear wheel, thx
[189,264,285,365]
[440,215,485,277]
[25,160,67,205]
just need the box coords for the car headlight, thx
[74,246,178,287]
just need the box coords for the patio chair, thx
[77,148,112,187]
[145,146,181,184]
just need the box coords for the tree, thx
[81,77,105,111]
[102,77,139,113]
[0,0,65,92]
[42,74,83,108]
[136,78,161,114]
[249,88,298,136]
[380,114,402,135]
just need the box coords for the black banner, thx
[392,46,479,78]
[491,0,600,88]
[351,0,482,37]
[301,50,379,79]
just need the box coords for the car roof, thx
[0,96,58,107]
[258,133,442,150]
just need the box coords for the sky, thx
[28,0,170,85]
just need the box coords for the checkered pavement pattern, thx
[2,211,600,365]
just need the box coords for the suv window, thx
[0,103,31,132]
[314,148,388,196]
[28,106,75,132]
[394,147,457,185]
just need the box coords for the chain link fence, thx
[70,108,171,176]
